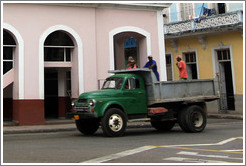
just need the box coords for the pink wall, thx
[3,3,162,99]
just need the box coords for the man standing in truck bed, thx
[143,56,160,81]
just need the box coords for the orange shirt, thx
[127,64,137,69]
[178,61,188,78]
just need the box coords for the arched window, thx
[3,30,16,74]
[44,31,74,62]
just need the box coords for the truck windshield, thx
[102,77,123,89]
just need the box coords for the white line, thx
[81,146,156,163]
[177,151,243,160]
[217,137,238,145]
[162,137,241,147]
[163,157,230,163]
[223,149,243,152]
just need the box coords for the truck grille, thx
[74,106,89,112]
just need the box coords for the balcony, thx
[164,10,243,39]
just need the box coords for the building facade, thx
[2,3,171,125]
[163,2,244,114]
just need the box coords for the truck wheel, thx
[75,118,99,135]
[178,105,207,133]
[101,108,127,137]
[178,107,189,132]
[151,120,175,131]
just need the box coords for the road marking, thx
[81,137,243,163]
[163,157,230,163]
[147,145,243,154]
[81,146,156,163]
[223,149,243,152]
[158,137,240,147]
[177,151,243,160]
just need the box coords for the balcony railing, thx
[164,10,243,35]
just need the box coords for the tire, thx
[151,120,175,131]
[101,108,127,137]
[178,107,189,132]
[75,118,99,135]
[178,105,207,133]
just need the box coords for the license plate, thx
[74,115,79,120]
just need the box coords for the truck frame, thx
[69,68,220,137]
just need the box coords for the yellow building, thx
[164,10,243,114]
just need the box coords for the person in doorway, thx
[143,56,160,81]
[176,55,188,80]
[126,56,137,69]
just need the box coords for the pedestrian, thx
[143,55,160,81]
[176,55,188,80]
[126,56,137,69]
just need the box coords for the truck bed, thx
[109,68,220,105]
[148,79,220,105]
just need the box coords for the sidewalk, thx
[2,113,243,134]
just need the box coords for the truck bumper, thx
[66,111,98,119]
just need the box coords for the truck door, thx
[123,77,147,114]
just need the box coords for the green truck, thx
[69,68,220,137]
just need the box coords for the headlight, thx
[88,99,96,107]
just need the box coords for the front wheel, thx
[101,108,127,137]
[178,105,207,133]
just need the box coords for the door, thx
[218,63,228,110]
[123,77,147,114]
[217,49,235,111]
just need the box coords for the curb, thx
[3,123,151,135]
[3,115,242,134]
[207,114,243,120]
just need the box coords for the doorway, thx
[165,54,173,81]
[216,49,235,111]
[124,38,138,68]
[3,84,13,121]
[113,31,147,70]
[44,69,58,118]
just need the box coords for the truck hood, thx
[79,89,122,99]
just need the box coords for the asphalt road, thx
[3,118,244,164]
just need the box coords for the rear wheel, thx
[75,118,99,135]
[178,105,207,133]
[101,108,127,137]
[151,120,175,131]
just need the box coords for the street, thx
[3,118,244,164]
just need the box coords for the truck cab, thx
[72,73,147,118]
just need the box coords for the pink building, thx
[3,3,171,125]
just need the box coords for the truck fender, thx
[100,101,126,117]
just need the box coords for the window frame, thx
[182,51,199,79]
[3,45,15,74]
[44,45,74,62]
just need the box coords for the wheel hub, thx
[109,114,123,132]
[192,112,203,127]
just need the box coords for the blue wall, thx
[170,3,178,22]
